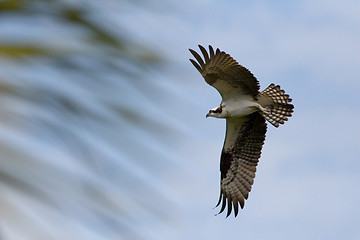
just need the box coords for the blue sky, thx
[117,1,360,239]
[0,0,359,239]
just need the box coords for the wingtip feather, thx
[189,48,205,68]
[226,198,232,218]
[189,59,202,73]
[233,201,239,217]
[198,45,210,63]
[208,45,214,58]
[218,194,226,215]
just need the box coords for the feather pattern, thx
[258,83,294,127]
[189,45,260,99]
[217,112,267,217]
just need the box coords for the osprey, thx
[189,45,294,217]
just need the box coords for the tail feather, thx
[258,83,294,128]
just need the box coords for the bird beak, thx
[206,113,210,118]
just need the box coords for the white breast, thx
[222,96,259,118]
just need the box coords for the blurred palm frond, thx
[0,0,181,239]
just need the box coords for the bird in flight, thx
[189,45,294,217]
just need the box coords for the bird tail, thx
[257,83,294,128]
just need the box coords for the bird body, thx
[207,95,259,119]
[189,45,294,217]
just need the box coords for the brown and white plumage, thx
[189,45,294,217]
[189,45,259,100]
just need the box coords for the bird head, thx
[206,106,223,118]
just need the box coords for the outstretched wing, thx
[189,45,260,100]
[217,112,267,217]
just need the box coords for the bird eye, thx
[214,107,222,113]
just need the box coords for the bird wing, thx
[189,45,260,100]
[217,112,267,217]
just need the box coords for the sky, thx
[116,1,360,239]
[0,0,360,239]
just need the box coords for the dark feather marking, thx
[209,45,214,58]
[199,45,210,63]
[219,194,226,214]
[204,73,218,86]
[216,191,222,208]
[226,198,232,218]
[233,200,239,217]
[216,112,267,217]
[220,151,232,180]
[189,59,202,73]
[189,49,205,68]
